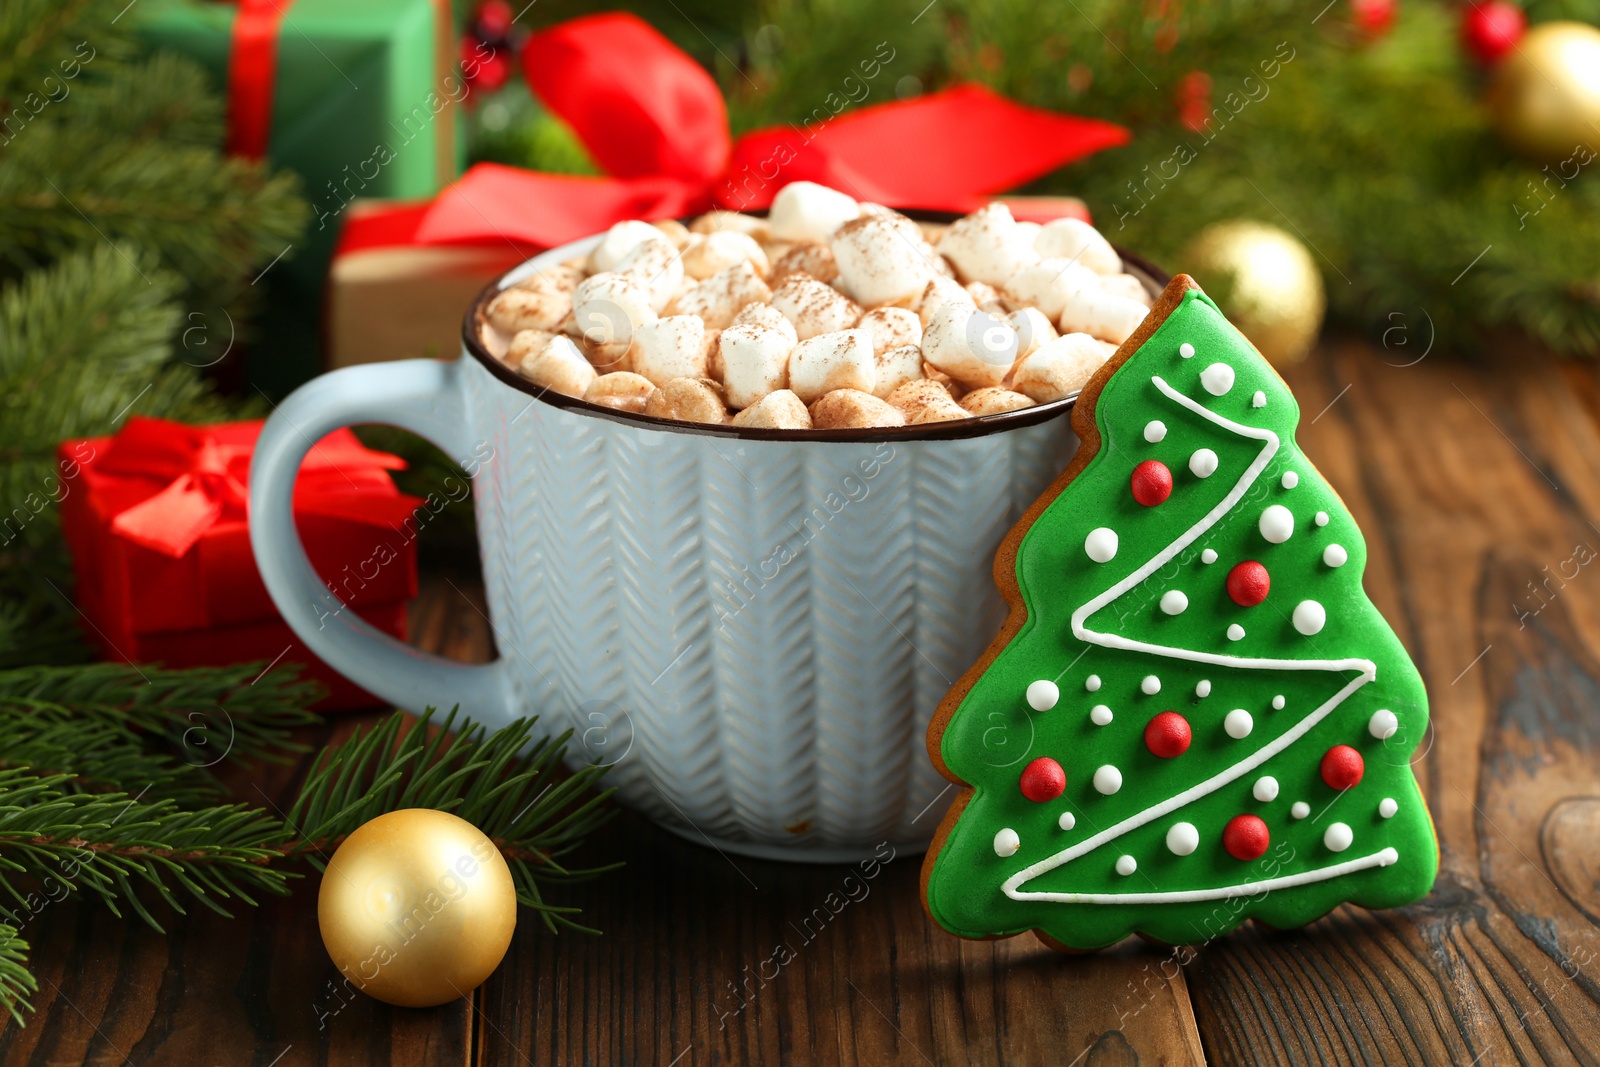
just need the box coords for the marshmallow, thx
[644,377,730,425]
[1003,258,1100,320]
[960,387,1036,416]
[923,362,965,401]
[872,343,925,399]
[938,202,1039,286]
[729,301,799,345]
[651,218,694,249]
[921,302,1019,390]
[830,214,935,307]
[630,315,710,386]
[910,275,976,328]
[1014,220,1042,247]
[858,306,922,354]
[682,230,770,280]
[1101,272,1152,306]
[616,237,684,313]
[486,274,574,335]
[966,281,1002,310]
[1009,306,1058,360]
[669,260,772,329]
[689,210,771,241]
[718,323,794,409]
[1033,217,1122,275]
[583,371,657,413]
[572,272,657,370]
[787,328,875,402]
[587,220,664,274]
[768,181,860,242]
[516,334,596,398]
[1011,333,1108,403]
[809,389,905,429]
[1057,286,1149,345]
[504,326,556,367]
[731,389,812,429]
[887,379,968,424]
[769,272,862,340]
[770,242,840,285]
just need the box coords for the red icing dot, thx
[1144,711,1192,759]
[1131,460,1173,507]
[1320,745,1365,790]
[1019,757,1066,802]
[1223,814,1271,861]
[1226,560,1271,607]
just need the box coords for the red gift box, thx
[57,417,423,710]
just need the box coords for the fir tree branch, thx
[286,710,620,934]
[0,922,34,1027]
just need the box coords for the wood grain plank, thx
[1184,340,1600,1066]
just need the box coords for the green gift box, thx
[135,0,462,395]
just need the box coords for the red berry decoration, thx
[1144,711,1193,759]
[1350,0,1397,37]
[1461,0,1526,64]
[1320,744,1366,790]
[1131,460,1174,506]
[1019,757,1067,802]
[1225,560,1271,607]
[1223,814,1271,861]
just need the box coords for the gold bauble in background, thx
[1178,220,1326,366]
[1486,21,1600,162]
[318,808,517,1008]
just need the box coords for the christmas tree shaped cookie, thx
[921,275,1438,949]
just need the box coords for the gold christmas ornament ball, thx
[318,808,517,1008]
[1486,22,1600,162]
[1178,220,1326,365]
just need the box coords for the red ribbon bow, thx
[341,12,1129,254]
[98,417,409,559]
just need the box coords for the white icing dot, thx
[1090,704,1114,726]
[994,828,1021,857]
[1224,708,1254,739]
[1085,674,1102,692]
[1196,680,1212,698]
[1259,504,1295,544]
[1201,548,1218,564]
[1378,797,1398,819]
[1252,390,1267,408]
[1200,362,1236,396]
[1281,471,1299,489]
[1116,854,1138,876]
[1227,624,1246,642]
[1369,709,1399,740]
[1324,544,1349,568]
[1253,776,1280,802]
[1166,822,1200,856]
[1160,590,1189,616]
[1272,695,1286,710]
[1059,811,1077,831]
[1179,342,1195,358]
[1324,822,1354,853]
[1290,801,1311,820]
[1026,679,1060,712]
[1144,420,1168,443]
[1190,448,1219,479]
[1315,511,1330,527]
[1085,527,1119,563]
[1094,765,1123,795]
[1141,675,1161,695]
[1293,599,1327,636]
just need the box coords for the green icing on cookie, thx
[923,288,1438,949]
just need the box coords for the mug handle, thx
[248,358,512,725]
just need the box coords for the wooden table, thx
[6,340,1600,1065]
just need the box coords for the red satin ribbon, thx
[99,417,408,559]
[338,12,1128,255]
[224,0,293,160]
